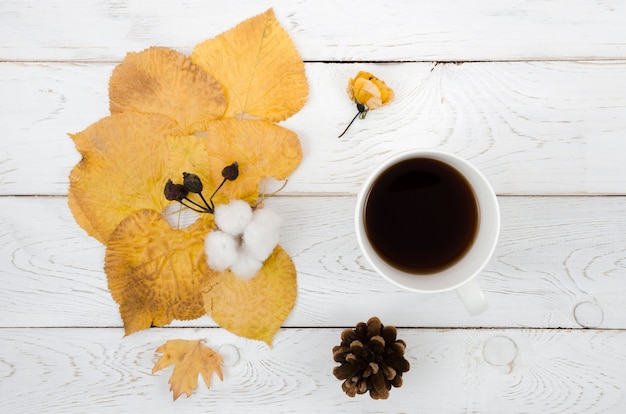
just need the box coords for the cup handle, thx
[456,278,488,316]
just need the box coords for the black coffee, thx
[364,157,479,274]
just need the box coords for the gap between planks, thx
[3,58,626,64]
[2,193,626,199]
[1,326,623,332]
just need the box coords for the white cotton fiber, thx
[243,206,281,262]
[206,201,282,279]
[204,230,239,271]
[214,199,253,236]
[230,250,263,280]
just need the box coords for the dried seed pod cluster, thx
[332,317,410,399]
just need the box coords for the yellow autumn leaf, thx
[105,210,214,335]
[152,339,224,401]
[68,112,178,243]
[164,133,221,204]
[109,47,227,134]
[191,8,308,121]
[67,9,306,356]
[165,134,211,180]
[203,119,302,202]
[203,246,297,346]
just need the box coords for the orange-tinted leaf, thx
[152,339,224,401]
[68,113,178,243]
[203,246,297,346]
[105,210,214,335]
[191,8,308,121]
[110,47,226,134]
[203,119,302,201]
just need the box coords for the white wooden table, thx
[2,1,626,412]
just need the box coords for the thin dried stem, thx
[256,179,289,207]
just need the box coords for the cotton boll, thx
[243,206,281,262]
[214,199,253,236]
[231,250,263,280]
[204,230,239,271]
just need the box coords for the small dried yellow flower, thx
[347,71,394,111]
[339,71,394,138]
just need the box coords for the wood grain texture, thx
[2,61,626,196]
[1,327,625,413]
[1,0,626,62]
[2,196,625,329]
[2,1,625,412]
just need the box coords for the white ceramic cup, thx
[355,149,500,315]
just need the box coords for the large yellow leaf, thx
[105,210,214,335]
[165,134,211,181]
[110,47,227,134]
[152,339,224,401]
[191,8,308,121]
[203,119,302,201]
[68,113,178,243]
[164,133,223,207]
[203,246,297,346]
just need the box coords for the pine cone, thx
[332,317,410,399]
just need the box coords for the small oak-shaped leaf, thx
[69,112,178,243]
[105,210,214,335]
[204,119,302,201]
[110,46,227,134]
[203,246,297,346]
[191,8,308,121]
[152,339,224,401]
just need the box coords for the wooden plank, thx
[2,327,625,413]
[2,61,626,196]
[1,195,625,329]
[2,0,626,62]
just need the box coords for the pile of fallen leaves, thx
[68,8,307,399]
